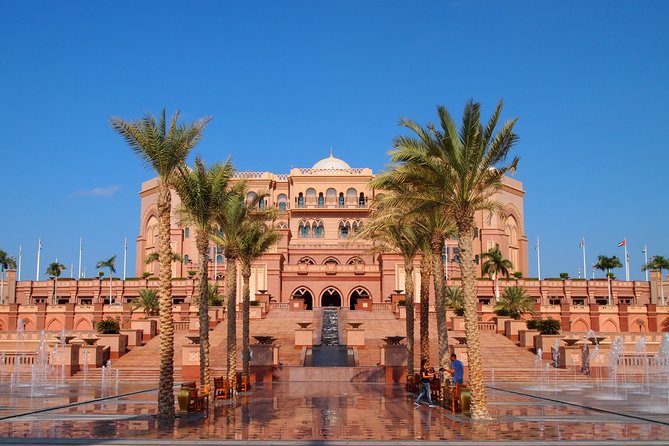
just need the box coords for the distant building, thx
[136,153,529,308]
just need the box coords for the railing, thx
[478,322,497,331]
[174,321,190,332]
[283,264,377,273]
[270,303,289,310]
[374,303,392,311]
[1,352,38,365]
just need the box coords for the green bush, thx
[249,300,261,307]
[94,317,120,334]
[526,318,560,335]
[559,272,569,279]
[142,272,152,278]
[397,299,406,307]
[513,271,523,279]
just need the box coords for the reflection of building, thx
[136,153,529,308]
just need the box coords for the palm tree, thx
[144,251,183,265]
[207,284,224,307]
[642,255,669,305]
[111,109,211,420]
[371,173,457,372]
[96,255,116,304]
[356,201,423,376]
[238,218,282,376]
[494,286,535,319]
[385,100,519,420]
[45,261,66,305]
[0,249,17,304]
[445,286,465,316]
[132,288,159,316]
[481,246,513,301]
[211,182,252,391]
[594,255,623,305]
[172,155,235,391]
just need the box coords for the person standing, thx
[415,360,435,408]
[449,353,465,385]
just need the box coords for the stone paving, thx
[0,381,668,445]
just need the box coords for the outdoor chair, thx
[214,376,231,400]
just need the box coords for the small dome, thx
[312,153,351,171]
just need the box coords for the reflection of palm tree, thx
[173,155,235,391]
[96,255,116,304]
[481,246,513,301]
[383,100,519,420]
[0,249,17,304]
[642,255,669,305]
[111,109,210,420]
[45,261,66,305]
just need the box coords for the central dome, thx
[312,153,352,171]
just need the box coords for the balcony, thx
[283,264,377,275]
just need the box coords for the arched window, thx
[276,221,289,230]
[474,227,479,238]
[323,257,340,265]
[299,221,311,238]
[216,255,223,264]
[184,227,190,238]
[351,220,363,234]
[338,192,345,208]
[326,188,337,205]
[298,192,304,208]
[313,220,324,238]
[277,193,287,211]
[347,257,364,265]
[346,188,357,206]
[358,192,366,208]
[246,191,258,205]
[184,254,189,264]
[259,198,265,209]
[318,192,324,208]
[339,220,351,238]
[305,188,317,206]
[298,257,315,265]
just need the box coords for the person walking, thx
[415,360,435,408]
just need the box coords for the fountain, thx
[30,330,50,397]
[635,336,650,393]
[305,308,353,367]
[10,318,25,389]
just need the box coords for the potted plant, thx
[94,317,127,359]
[531,317,562,359]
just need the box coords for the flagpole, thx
[70,263,73,279]
[643,245,649,281]
[17,245,22,281]
[36,238,42,281]
[123,238,127,280]
[536,237,541,280]
[624,239,629,281]
[581,238,587,282]
[78,238,82,279]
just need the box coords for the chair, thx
[186,386,208,413]
[214,377,231,400]
[449,383,462,413]
[237,372,250,392]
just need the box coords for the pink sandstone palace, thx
[0,154,667,378]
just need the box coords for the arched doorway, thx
[292,287,314,310]
[349,287,370,310]
[321,287,342,307]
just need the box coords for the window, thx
[246,191,258,205]
[279,202,286,211]
[339,221,350,238]
[185,227,190,238]
[358,192,366,208]
[338,193,345,207]
[298,193,304,208]
[346,188,357,205]
[473,227,479,238]
[216,255,223,264]
[318,193,324,208]
[474,255,479,265]
[306,188,317,206]
[326,188,337,205]
[313,221,324,238]
[299,221,311,238]
[184,254,189,264]
[277,193,287,211]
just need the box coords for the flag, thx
[580,238,585,248]
[617,240,626,247]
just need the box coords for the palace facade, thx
[136,154,529,308]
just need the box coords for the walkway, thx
[0,382,667,444]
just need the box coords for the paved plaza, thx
[0,381,668,445]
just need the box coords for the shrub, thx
[142,272,152,279]
[94,317,120,334]
[249,300,261,307]
[98,271,105,277]
[559,272,569,279]
[513,271,523,279]
[526,318,560,335]
[188,271,197,277]
[397,299,406,307]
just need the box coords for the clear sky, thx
[1,1,667,280]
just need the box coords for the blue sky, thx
[1,1,667,280]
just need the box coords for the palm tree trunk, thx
[494,273,499,301]
[456,219,490,420]
[241,264,251,376]
[433,246,449,373]
[196,232,210,391]
[404,256,415,376]
[225,254,238,391]
[157,183,175,420]
[419,254,431,365]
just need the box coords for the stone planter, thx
[345,328,365,347]
[451,316,465,331]
[295,328,314,346]
[130,319,157,342]
[95,333,128,359]
[120,329,143,347]
[249,305,264,319]
[534,334,563,360]
[354,298,373,311]
[504,319,529,342]
[519,329,540,349]
[289,298,305,311]
[495,317,512,334]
